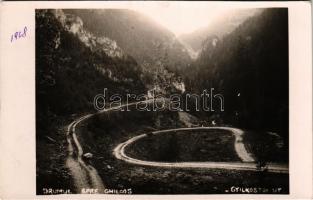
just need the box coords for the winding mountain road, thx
[65,99,156,193]
[113,127,289,174]
[66,98,288,193]
[66,114,105,193]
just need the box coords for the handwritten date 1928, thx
[10,26,28,43]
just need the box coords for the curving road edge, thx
[66,114,105,193]
[113,127,289,174]
[65,99,156,193]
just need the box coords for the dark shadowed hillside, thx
[182,9,289,148]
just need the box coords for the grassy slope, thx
[126,129,240,162]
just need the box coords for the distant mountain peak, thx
[179,9,263,54]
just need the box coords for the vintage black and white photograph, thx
[36,6,289,195]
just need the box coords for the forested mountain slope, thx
[182,9,289,144]
[36,10,146,136]
[63,9,191,93]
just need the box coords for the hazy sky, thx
[131,2,233,36]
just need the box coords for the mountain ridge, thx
[63,9,190,94]
[178,9,264,55]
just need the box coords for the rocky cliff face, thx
[54,10,124,59]
[36,10,146,118]
[63,9,191,95]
